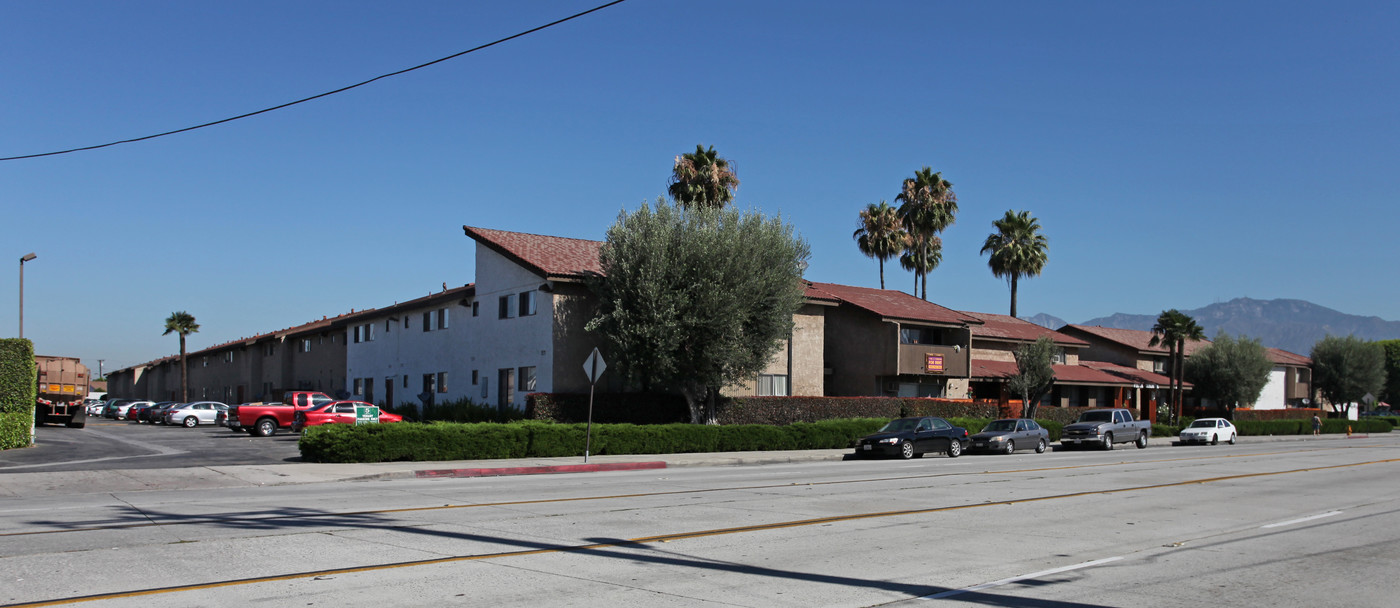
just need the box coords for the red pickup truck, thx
[228,391,334,437]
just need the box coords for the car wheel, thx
[1103,432,1114,450]
[253,418,276,437]
[947,440,962,458]
[183,416,198,428]
[1004,440,1015,455]
[1211,433,1219,445]
[1136,432,1148,449]
[1228,433,1237,445]
[899,440,915,460]
[1035,438,1047,454]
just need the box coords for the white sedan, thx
[1179,418,1237,445]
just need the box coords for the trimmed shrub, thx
[383,398,524,424]
[527,392,689,424]
[0,339,36,450]
[1151,423,1179,438]
[298,418,888,463]
[1233,408,1325,422]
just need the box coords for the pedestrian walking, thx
[1312,414,1322,436]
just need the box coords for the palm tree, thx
[163,311,200,402]
[1149,309,1205,423]
[853,201,908,289]
[668,144,740,209]
[899,232,942,299]
[896,167,957,299]
[979,210,1049,318]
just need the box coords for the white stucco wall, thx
[346,301,474,408]
[472,247,555,410]
[1254,367,1287,410]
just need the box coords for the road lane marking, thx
[1262,510,1343,528]
[3,456,1396,608]
[919,556,1124,600]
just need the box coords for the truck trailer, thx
[35,355,89,428]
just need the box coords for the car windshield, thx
[982,420,1017,433]
[1188,420,1217,428]
[878,419,920,433]
[1077,411,1113,423]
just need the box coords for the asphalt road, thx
[0,417,302,472]
[2,435,1397,607]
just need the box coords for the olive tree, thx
[586,199,810,424]
[1184,332,1273,418]
[1310,335,1386,418]
[1009,336,1056,420]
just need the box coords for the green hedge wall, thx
[0,339,36,450]
[298,418,890,463]
[525,393,1015,426]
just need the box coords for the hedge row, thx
[526,393,1023,426]
[298,418,890,463]
[0,339,36,450]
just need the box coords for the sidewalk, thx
[0,434,1373,499]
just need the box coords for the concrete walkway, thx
[0,434,1373,499]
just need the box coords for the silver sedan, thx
[164,401,229,427]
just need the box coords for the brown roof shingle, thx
[1062,324,1211,356]
[961,310,1089,346]
[808,282,982,327]
[463,226,604,280]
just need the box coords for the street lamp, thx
[19,252,36,339]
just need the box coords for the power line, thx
[2,0,628,162]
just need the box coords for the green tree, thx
[668,145,740,209]
[896,167,957,300]
[979,209,1049,318]
[1008,336,1057,420]
[898,232,941,296]
[1184,332,1273,418]
[1378,339,1400,406]
[586,199,810,424]
[163,311,200,403]
[1148,309,1206,423]
[1310,335,1386,419]
[853,201,908,290]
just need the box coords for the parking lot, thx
[0,417,304,472]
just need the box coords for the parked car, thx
[102,399,136,419]
[853,416,968,459]
[127,402,153,423]
[143,402,181,424]
[1179,418,1237,445]
[83,399,105,416]
[228,392,335,437]
[164,401,230,427]
[292,400,403,432]
[1060,408,1151,450]
[968,419,1050,454]
[113,400,151,421]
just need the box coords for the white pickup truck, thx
[1059,408,1150,450]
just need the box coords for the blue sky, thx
[3,0,1396,375]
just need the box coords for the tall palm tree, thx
[899,232,942,299]
[896,167,957,299]
[163,311,200,402]
[979,209,1049,318]
[668,144,740,209]
[853,201,908,289]
[1149,309,1205,423]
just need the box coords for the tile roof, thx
[463,226,604,280]
[1078,360,1181,387]
[806,282,982,327]
[1265,347,1311,366]
[969,360,1136,385]
[1061,324,1211,356]
[961,310,1089,346]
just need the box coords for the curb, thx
[414,461,667,479]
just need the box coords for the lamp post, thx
[19,252,36,339]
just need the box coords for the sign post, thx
[582,347,607,463]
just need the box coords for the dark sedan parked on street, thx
[968,419,1050,454]
[853,416,968,459]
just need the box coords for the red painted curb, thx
[414,461,667,478]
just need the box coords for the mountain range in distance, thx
[1023,297,1400,357]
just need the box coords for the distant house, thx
[1259,347,1313,410]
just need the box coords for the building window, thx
[224,351,234,363]
[437,372,448,393]
[438,308,449,329]
[499,294,517,319]
[354,378,364,396]
[422,373,435,395]
[1052,348,1065,364]
[472,301,479,317]
[519,291,537,317]
[519,366,536,392]
[403,317,410,329]
[471,370,478,385]
[758,374,789,396]
[422,312,432,332]
[353,326,362,343]
[263,343,276,357]
[1153,358,1166,373]
[202,356,208,367]
[301,339,312,353]
[900,327,943,345]
[386,319,392,333]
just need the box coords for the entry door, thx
[497,369,515,412]
[364,378,374,405]
[384,377,395,409]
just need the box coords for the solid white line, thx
[1262,511,1342,528]
[920,556,1124,600]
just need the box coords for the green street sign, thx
[355,405,380,425]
